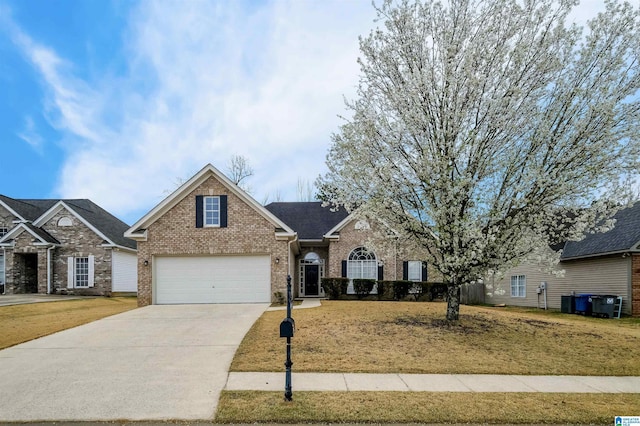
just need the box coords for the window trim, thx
[67,255,94,289]
[510,274,526,298]
[203,196,220,228]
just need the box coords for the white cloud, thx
[9,0,606,223]
[16,116,44,153]
[7,0,378,223]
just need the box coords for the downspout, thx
[47,245,55,294]
[288,239,295,281]
[1,247,5,295]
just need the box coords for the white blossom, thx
[318,0,640,321]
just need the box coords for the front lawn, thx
[0,297,138,350]
[231,300,640,375]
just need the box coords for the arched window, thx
[304,252,320,263]
[57,216,73,227]
[347,247,377,280]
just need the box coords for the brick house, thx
[0,195,137,296]
[126,164,436,305]
[487,202,640,316]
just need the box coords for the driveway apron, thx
[0,304,269,422]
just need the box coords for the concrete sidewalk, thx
[266,298,321,311]
[226,372,640,393]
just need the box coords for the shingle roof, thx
[64,199,136,249]
[561,202,640,259]
[264,202,349,240]
[23,223,60,245]
[0,196,56,221]
[0,195,135,250]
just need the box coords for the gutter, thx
[560,249,637,262]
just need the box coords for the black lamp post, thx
[279,274,295,401]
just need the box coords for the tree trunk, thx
[446,284,461,321]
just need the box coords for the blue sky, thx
[0,0,603,225]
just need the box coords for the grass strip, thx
[216,391,640,424]
[0,297,138,349]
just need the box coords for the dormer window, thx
[57,217,73,227]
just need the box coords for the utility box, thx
[561,295,575,314]
[591,295,616,318]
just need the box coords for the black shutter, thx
[421,261,428,282]
[220,195,228,228]
[195,195,203,228]
[402,261,408,280]
[378,265,384,281]
[341,260,347,278]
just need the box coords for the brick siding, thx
[136,175,289,306]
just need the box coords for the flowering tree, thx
[318,0,640,321]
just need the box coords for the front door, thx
[304,264,319,296]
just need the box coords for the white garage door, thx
[155,255,271,304]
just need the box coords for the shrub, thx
[409,282,430,301]
[393,280,412,300]
[429,283,448,300]
[353,279,376,299]
[321,277,349,300]
[273,291,285,305]
[375,280,391,300]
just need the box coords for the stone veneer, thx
[1,206,114,296]
[45,209,113,296]
[136,175,290,306]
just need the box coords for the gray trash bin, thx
[591,295,616,318]
[561,295,575,314]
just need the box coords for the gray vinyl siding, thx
[487,263,563,308]
[561,256,630,315]
[487,255,631,315]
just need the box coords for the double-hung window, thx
[510,275,526,298]
[67,256,94,289]
[75,257,89,287]
[204,196,220,227]
[407,261,422,282]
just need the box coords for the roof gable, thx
[0,194,136,251]
[0,223,60,245]
[561,202,640,260]
[33,200,136,250]
[125,164,295,240]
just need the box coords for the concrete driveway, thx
[0,304,269,422]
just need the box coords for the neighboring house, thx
[0,195,137,296]
[126,164,437,306]
[487,202,640,316]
